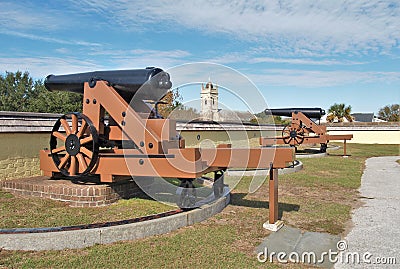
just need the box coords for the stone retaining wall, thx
[0,177,145,207]
[0,132,48,181]
[0,157,41,181]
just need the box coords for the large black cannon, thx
[45,67,172,104]
[264,108,326,119]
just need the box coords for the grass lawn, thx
[0,143,399,268]
[0,190,174,229]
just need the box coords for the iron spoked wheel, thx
[177,179,197,209]
[282,123,305,146]
[50,112,99,178]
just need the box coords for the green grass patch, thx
[0,190,173,228]
[0,225,277,269]
[281,196,351,234]
[329,143,400,158]
[0,143,398,268]
[283,157,363,189]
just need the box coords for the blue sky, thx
[0,0,399,114]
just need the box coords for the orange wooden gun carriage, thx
[39,67,294,220]
[260,108,353,153]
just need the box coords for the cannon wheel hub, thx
[65,134,81,156]
[282,123,305,146]
[289,130,297,139]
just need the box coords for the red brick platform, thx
[0,176,147,207]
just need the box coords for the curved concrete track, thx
[296,151,327,159]
[0,190,230,251]
[335,156,400,268]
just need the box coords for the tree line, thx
[327,103,399,122]
[0,71,81,113]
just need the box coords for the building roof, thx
[351,113,374,122]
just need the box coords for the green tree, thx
[169,106,200,121]
[0,71,82,113]
[378,104,399,122]
[327,103,353,122]
[0,71,34,111]
[252,112,291,125]
[158,88,183,118]
[27,82,82,113]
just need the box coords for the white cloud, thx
[0,49,192,79]
[0,57,103,78]
[0,2,102,47]
[0,30,102,47]
[249,69,400,88]
[88,48,190,58]
[85,48,192,69]
[0,2,60,31]
[248,57,366,66]
[69,0,400,56]
[209,52,367,66]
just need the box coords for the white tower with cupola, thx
[200,81,219,121]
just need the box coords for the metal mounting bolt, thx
[139,159,144,165]
[140,141,145,147]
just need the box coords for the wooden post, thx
[269,168,278,224]
[343,139,347,156]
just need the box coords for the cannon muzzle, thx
[44,67,172,102]
[264,108,326,118]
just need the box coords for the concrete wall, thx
[180,130,264,147]
[0,111,399,181]
[0,133,48,181]
[328,130,400,144]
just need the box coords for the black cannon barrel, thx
[264,108,326,118]
[44,67,172,101]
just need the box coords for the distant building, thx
[350,113,387,123]
[321,112,387,123]
[351,113,374,122]
[200,81,220,121]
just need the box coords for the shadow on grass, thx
[327,153,352,157]
[296,148,321,154]
[230,193,300,219]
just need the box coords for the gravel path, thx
[335,156,400,268]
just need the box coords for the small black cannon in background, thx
[261,107,352,153]
[264,107,326,119]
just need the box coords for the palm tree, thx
[327,103,354,122]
